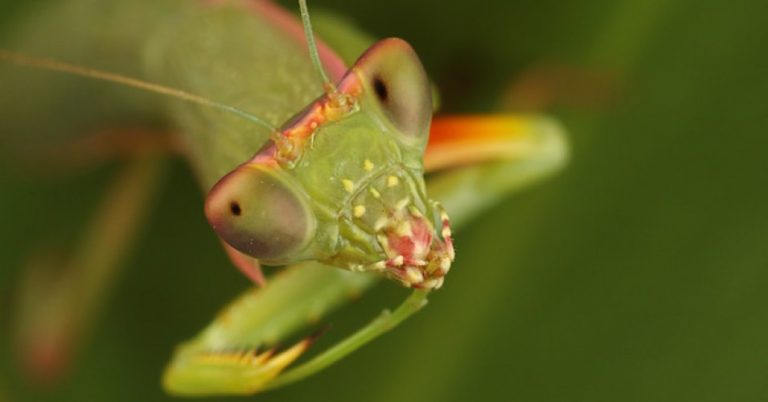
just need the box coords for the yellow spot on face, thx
[395,221,413,237]
[342,179,354,193]
[441,257,452,272]
[310,121,318,129]
[369,188,381,198]
[353,205,366,218]
[404,267,423,284]
[387,175,399,187]
[364,159,375,171]
[442,227,452,239]
[371,261,387,270]
[374,217,389,231]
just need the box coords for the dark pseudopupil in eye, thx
[230,201,242,216]
[373,76,388,102]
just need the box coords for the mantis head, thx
[205,38,454,289]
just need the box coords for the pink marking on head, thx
[272,78,359,161]
[251,142,280,166]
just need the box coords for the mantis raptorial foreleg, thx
[14,151,167,381]
[221,242,267,287]
[161,113,567,396]
[425,115,568,226]
[162,263,376,396]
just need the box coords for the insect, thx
[0,0,567,396]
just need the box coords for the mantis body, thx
[0,0,567,396]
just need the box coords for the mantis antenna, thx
[298,0,336,94]
[0,49,279,133]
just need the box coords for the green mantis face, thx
[206,38,454,289]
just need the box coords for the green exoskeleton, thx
[0,0,567,396]
[205,36,454,289]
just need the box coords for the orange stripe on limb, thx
[425,115,539,172]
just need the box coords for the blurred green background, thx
[1,0,767,401]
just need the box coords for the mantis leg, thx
[14,149,168,383]
[221,242,266,287]
[162,263,377,396]
[13,127,176,174]
[162,114,567,396]
[424,114,568,227]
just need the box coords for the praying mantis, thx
[0,0,567,396]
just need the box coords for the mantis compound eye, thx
[205,164,316,262]
[352,38,432,142]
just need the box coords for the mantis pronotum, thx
[0,0,566,395]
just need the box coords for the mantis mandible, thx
[0,0,567,396]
